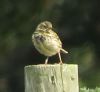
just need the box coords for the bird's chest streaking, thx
[32,31,62,56]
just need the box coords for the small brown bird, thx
[32,21,68,64]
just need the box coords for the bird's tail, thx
[61,48,68,54]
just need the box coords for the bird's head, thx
[36,21,52,32]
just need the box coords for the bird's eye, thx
[42,25,47,28]
[43,25,47,28]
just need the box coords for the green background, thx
[0,0,100,92]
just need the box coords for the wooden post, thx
[25,64,79,92]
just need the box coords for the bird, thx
[32,21,68,64]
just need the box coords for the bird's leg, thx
[58,52,63,64]
[45,57,49,64]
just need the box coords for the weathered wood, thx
[25,64,79,92]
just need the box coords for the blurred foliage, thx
[0,0,100,92]
[80,87,100,92]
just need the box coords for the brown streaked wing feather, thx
[45,29,62,47]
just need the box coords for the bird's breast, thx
[32,34,61,56]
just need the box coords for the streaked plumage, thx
[32,21,68,64]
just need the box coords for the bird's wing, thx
[45,29,62,47]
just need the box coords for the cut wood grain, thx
[25,64,79,92]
